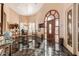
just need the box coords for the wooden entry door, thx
[47,20,55,44]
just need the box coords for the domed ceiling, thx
[5,3,44,16]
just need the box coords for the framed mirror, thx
[0,4,1,35]
[67,9,72,47]
[78,4,79,51]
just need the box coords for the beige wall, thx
[3,5,19,31]
[20,16,29,25]
[4,5,20,24]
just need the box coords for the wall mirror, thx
[67,9,72,47]
[78,4,79,51]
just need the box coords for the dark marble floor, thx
[11,43,70,56]
[46,43,73,56]
[12,49,35,56]
[12,48,45,56]
[11,40,45,56]
[0,40,73,56]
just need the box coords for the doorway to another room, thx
[44,10,60,56]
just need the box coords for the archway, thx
[44,10,60,55]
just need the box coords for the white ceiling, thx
[5,3,44,16]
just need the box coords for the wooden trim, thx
[1,3,4,34]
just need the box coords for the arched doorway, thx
[44,10,60,55]
[45,10,60,44]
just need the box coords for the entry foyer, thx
[0,3,79,56]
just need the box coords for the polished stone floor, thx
[11,41,69,56]
[0,38,71,56]
[12,39,45,56]
[46,43,71,56]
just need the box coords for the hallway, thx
[0,3,79,56]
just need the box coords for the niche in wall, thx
[39,23,44,28]
[67,9,72,47]
[38,23,44,32]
